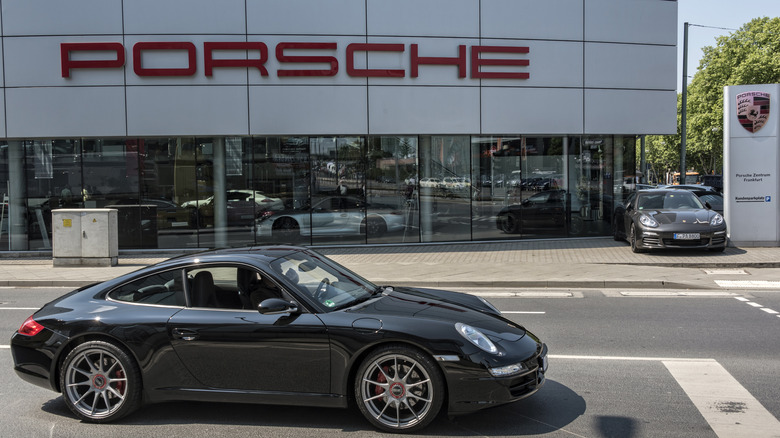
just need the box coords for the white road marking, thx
[502,311,546,314]
[550,354,715,362]
[0,307,38,310]
[760,308,779,315]
[0,345,9,349]
[715,280,780,289]
[620,291,736,297]
[704,268,747,275]
[735,297,750,302]
[747,302,764,308]
[663,360,780,438]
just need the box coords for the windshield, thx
[636,191,704,210]
[269,250,377,311]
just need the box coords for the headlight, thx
[639,215,658,228]
[710,214,724,226]
[455,323,498,354]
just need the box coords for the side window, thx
[108,269,186,307]
[185,265,295,311]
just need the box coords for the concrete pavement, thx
[1,237,780,290]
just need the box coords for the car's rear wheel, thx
[363,216,387,238]
[272,217,300,240]
[60,340,141,423]
[355,345,444,433]
[499,213,519,233]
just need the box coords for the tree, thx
[646,17,780,178]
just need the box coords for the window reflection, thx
[309,137,366,245]
[419,136,472,242]
[366,137,419,244]
[1,134,631,251]
[253,136,311,245]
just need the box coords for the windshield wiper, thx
[373,285,392,295]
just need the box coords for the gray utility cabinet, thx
[52,209,118,266]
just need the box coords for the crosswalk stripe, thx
[663,360,780,438]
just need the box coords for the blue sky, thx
[677,0,780,91]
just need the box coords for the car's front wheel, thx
[60,340,142,423]
[630,223,645,253]
[355,345,445,433]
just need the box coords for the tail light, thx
[18,315,45,336]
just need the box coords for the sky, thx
[677,0,780,92]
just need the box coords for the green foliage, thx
[648,17,780,178]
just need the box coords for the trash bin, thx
[52,209,118,266]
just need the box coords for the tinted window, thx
[109,269,186,306]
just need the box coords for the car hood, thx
[348,287,526,341]
[645,209,717,225]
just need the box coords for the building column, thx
[213,138,227,247]
[7,141,28,250]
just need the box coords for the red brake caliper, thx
[115,369,126,395]
[375,366,389,396]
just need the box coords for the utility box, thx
[52,209,118,266]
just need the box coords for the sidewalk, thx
[1,238,780,290]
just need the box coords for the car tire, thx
[612,217,622,241]
[570,216,584,236]
[364,216,387,238]
[272,217,300,240]
[355,344,445,433]
[499,213,520,234]
[60,340,142,423]
[629,223,645,253]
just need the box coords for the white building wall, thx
[0,0,677,138]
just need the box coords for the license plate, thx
[674,233,700,240]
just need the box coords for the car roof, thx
[151,245,308,269]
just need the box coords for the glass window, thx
[82,138,143,248]
[419,136,471,242]
[474,136,567,239]
[569,136,613,236]
[24,139,83,250]
[309,137,366,245]
[139,138,198,249]
[366,136,419,244]
[108,269,186,307]
[253,136,311,245]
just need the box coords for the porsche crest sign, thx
[736,91,770,133]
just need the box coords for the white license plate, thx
[674,233,700,240]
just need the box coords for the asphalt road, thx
[2,286,779,438]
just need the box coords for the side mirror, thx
[705,201,713,210]
[626,204,634,212]
[258,298,299,315]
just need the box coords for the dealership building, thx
[0,0,677,252]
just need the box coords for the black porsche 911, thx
[613,189,727,253]
[11,246,547,433]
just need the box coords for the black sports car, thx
[613,189,727,253]
[11,246,547,433]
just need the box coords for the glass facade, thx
[0,135,636,251]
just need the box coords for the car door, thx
[167,264,331,394]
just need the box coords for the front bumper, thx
[637,228,727,250]
[445,343,548,415]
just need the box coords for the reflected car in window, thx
[181,190,284,227]
[661,185,723,215]
[11,246,547,433]
[613,189,727,253]
[255,196,406,240]
[496,190,583,235]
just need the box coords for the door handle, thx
[172,328,198,341]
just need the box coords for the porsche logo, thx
[736,91,770,133]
